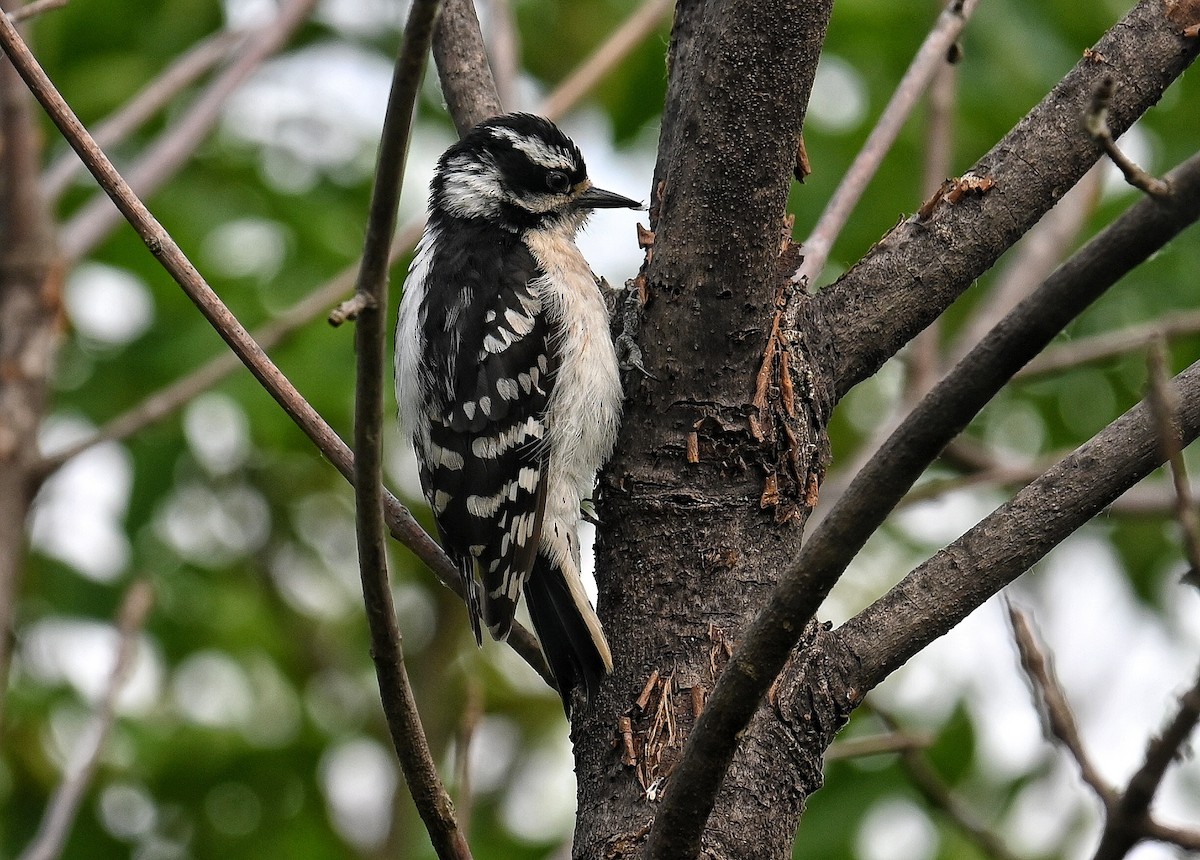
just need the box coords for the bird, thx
[394,113,639,710]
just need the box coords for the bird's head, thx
[430,113,639,231]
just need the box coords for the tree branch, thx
[1146,338,1200,575]
[6,0,66,23]
[841,357,1200,690]
[793,0,980,287]
[539,0,673,122]
[1017,308,1200,380]
[1092,665,1200,859]
[432,0,502,135]
[1084,75,1171,199]
[350,3,472,856]
[1007,601,1115,802]
[57,0,318,262]
[18,581,154,860]
[810,0,1199,403]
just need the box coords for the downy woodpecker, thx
[394,113,638,709]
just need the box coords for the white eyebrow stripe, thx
[487,126,576,170]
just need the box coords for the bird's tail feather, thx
[524,553,612,711]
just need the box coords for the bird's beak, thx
[575,185,641,210]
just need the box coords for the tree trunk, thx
[573,2,848,857]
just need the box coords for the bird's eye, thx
[545,171,571,193]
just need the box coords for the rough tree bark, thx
[577,1,838,857]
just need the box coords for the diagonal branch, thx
[18,581,154,860]
[1017,309,1200,380]
[57,0,318,262]
[1145,338,1200,574]
[539,0,673,121]
[649,148,1200,859]
[1007,601,1115,802]
[841,356,1200,690]
[810,0,1199,403]
[1092,665,1200,859]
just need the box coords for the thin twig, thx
[793,0,981,287]
[6,0,66,22]
[1005,600,1115,801]
[1092,664,1200,859]
[823,729,931,761]
[351,1,472,855]
[1084,75,1171,198]
[868,704,1024,860]
[454,680,484,833]
[57,0,319,262]
[1017,309,1200,380]
[1145,337,1200,574]
[42,27,247,202]
[540,0,674,122]
[18,581,154,860]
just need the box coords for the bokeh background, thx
[4,0,1200,857]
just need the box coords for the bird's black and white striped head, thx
[430,113,637,231]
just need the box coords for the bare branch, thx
[18,581,154,860]
[453,680,484,833]
[482,0,519,111]
[433,0,503,135]
[842,357,1200,691]
[1017,309,1200,380]
[1145,338,1200,575]
[57,0,318,262]
[350,2,472,854]
[1084,75,1171,199]
[793,0,981,287]
[823,729,931,762]
[6,0,66,23]
[1092,664,1200,859]
[810,0,1199,402]
[1006,601,1115,801]
[41,27,246,202]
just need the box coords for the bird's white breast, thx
[523,226,622,540]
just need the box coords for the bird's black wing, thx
[417,222,558,643]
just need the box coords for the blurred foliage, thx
[3,0,1199,858]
